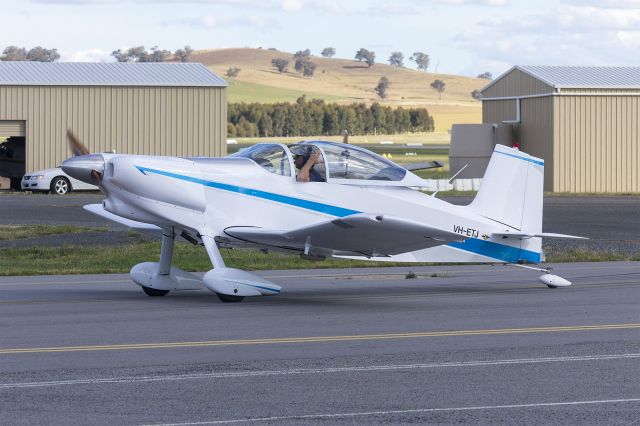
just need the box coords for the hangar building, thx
[481,65,639,193]
[0,62,227,188]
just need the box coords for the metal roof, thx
[481,65,640,94]
[0,62,227,87]
[519,65,640,89]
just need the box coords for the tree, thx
[1,46,27,61]
[225,67,241,78]
[293,49,315,77]
[410,52,430,72]
[145,46,171,62]
[430,79,446,99]
[302,61,317,77]
[174,46,193,62]
[321,47,336,58]
[26,46,60,62]
[471,89,482,100]
[293,49,311,61]
[477,72,493,80]
[388,51,404,67]
[110,46,170,63]
[375,76,390,99]
[111,49,129,62]
[271,58,289,73]
[126,46,146,61]
[355,48,375,67]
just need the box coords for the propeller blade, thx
[63,129,103,185]
[67,129,90,156]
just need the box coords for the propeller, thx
[61,129,104,185]
[67,129,90,156]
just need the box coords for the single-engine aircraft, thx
[62,131,585,302]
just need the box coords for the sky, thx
[2,0,640,77]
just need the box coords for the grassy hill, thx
[193,48,484,132]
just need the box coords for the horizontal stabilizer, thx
[83,204,160,230]
[400,161,444,172]
[492,232,587,240]
[225,213,463,257]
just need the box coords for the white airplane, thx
[62,131,585,302]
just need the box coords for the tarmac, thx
[1,262,639,425]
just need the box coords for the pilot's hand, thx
[309,148,322,164]
[297,170,310,182]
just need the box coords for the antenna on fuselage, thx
[431,163,468,198]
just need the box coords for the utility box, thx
[449,123,513,179]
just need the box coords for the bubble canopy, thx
[229,140,426,187]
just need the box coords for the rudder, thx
[470,145,544,232]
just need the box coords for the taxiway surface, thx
[1,262,639,424]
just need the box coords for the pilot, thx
[294,148,325,182]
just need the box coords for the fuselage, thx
[92,153,538,264]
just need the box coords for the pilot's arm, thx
[297,149,322,182]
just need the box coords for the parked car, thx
[22,167,98,195]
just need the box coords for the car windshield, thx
[293,141,406,181]
[228,144,291,176]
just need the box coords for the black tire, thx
[50,176,71,195]
[546,284,558,289]
[216,292,245,303]
[142,286,170,297]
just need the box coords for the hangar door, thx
[0,120,25,137]
[0,120,26,189]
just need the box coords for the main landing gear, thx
[129,229,281,303]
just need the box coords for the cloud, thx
[479,5,640,32]
[61,48,115,62]
[451,3,640,75]
[165,14,278,30]
[434,0,509,6]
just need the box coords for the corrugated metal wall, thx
[482,68,640,193]
[0,85,226,172]
[482,96,555,191]
[519,97,555,191]
[554,94,639,193]
[482,68,553,98]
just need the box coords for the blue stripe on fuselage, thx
[135,165,361,217]
[134,165,541,264]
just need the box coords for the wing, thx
[224,213,463,257]
[83,204,160,230]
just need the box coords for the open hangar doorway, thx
[0,121,26,190]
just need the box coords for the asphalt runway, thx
[1,262,639,425]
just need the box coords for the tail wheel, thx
[142,286,170,297]
[216,293,245,303]
[51,177,71,195]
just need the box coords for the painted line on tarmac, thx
[148,398,640,425]
[1,323,639,355]
[1,353,638,389]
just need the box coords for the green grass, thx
[0,225,107,241]
[0,229,636,275]
[0,241,432,276]
[228,80,343,103]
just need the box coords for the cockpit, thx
[227,140,424,187]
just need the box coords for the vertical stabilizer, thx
[470,145,544,233]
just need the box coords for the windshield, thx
[228,144,291,177]
[296,141,406,181]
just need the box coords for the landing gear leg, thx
[202,235,245,303]
[141,229,175,297]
